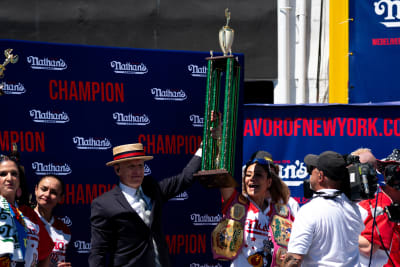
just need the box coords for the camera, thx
[383,164,400,189]
[345,155,377,201]
[382,164,400,222]
[302,155,378,201]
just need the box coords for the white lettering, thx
[190,214,222,226]
[188,64,207,77]
[27,56,67,70]
[113,112,150,126]
[29,109,70,123]
[190,114,204,127]
[74,240,91,253]
[374,0,400,27]
[2,82,26,94]
[150,88,187,101]
[279,160,308,186]
[72,137,112,150]
[31,162,72,175]
[110,61,148,74]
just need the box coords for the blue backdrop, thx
[243,103,400,205]
[349,0,400,103]
[0,39,244,267]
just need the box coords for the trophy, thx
[0,48,19,96]
[219,8,234,56]
[195,9,241,188]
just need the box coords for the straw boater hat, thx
[106,143,153,166]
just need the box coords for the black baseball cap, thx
[304,151,348,181]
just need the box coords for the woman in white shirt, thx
[212,150,294,267]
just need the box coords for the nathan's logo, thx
[110,60,148,74]
[190,214,222,226]
[27,56,67,70]
[190,114,204,127]
[73,137,112,150]
[74,240,91,254]
[375,0,400,27]
[190,263,223,267]
[144,164,151,176]
[1,82,26,95]
[113,112,150,126]
[150,88,187,101]
[278,160,308,186]
[170,191,189,201]
[32,162,72,176]
[188,64,207,77]
[29,109,70,124]
[60,216,72,227]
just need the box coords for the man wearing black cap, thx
[283,151,364,267]
[358,149,400,267]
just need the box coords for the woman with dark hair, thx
[0,155,53,267]
[211,151,294,267]
[34,175,71,267]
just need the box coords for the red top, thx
[359,190,400,266]
[19,205,54,261]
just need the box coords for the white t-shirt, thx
[288,197,300,218]
[287,189,364,267]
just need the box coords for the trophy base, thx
[194,169,239,188]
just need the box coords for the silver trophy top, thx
[219,8,234,56]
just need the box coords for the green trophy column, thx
[196,55,240,188]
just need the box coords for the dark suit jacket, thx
[88,155,201,267]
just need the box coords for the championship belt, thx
[269,204,293,267]
[212,193,248,260]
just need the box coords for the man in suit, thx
[89,142,202,267]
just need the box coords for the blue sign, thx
[349,0,400,103]
[243,103,400,204]
[0,39,244,266]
